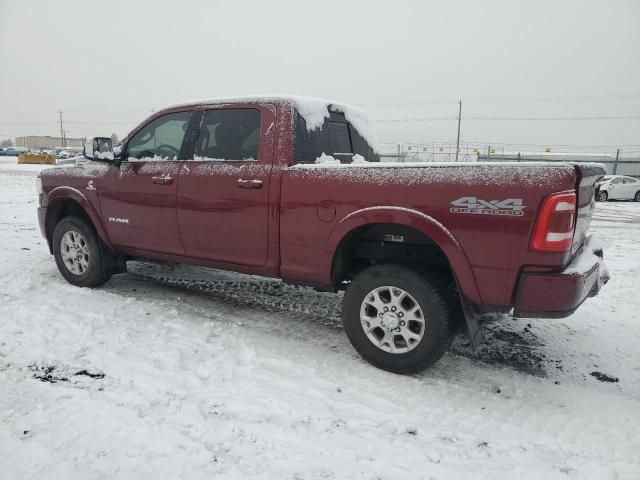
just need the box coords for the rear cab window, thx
[293,110,378,164]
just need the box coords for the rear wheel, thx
[597,190,608,202]
[342,265,451,374]
[53,216,113,287]
[635,191,640,202]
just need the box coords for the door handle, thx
[237,178,263,189]
[152,175,173,185]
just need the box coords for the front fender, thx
[324,206,482,305]
[46,186,113,250]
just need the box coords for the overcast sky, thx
[1,0,638,151]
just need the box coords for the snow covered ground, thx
[1,158,639,479]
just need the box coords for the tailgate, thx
[571,163,606,255]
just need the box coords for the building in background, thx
[14,136,85,150]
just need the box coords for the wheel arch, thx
[326,206,482,305]
[45,187,113,253]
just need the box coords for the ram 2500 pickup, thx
[36,96,609,373]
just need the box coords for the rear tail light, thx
[531,191,576,252]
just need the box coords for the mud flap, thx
[461,299,482,351]
[99,239,127,275]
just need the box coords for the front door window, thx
[127,111,192,161]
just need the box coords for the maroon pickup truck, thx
[36,96,609,373]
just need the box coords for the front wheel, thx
[342,265,452,374]
[53,216,113,287]
[597,190,608,202]
[635,191,640,202]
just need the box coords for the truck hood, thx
[40,161,111,181]
[39,161,112,195]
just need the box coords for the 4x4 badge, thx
[450,197,525,216]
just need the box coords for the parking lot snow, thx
[0,159,639,479]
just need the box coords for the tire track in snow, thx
[126,262,549,377]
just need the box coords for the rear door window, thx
[195,108,261,161]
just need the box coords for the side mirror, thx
[84,137,114,161]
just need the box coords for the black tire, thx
[342,264,451,374]
[597,190,608,202]
[635,191,640,202]
[52,216,113,287]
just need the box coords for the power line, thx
[63,121,139,125]
[360,93,640,108]
[0,121,59,125]
[375,116,458,123]
[375,114,640,123]
[467,115,640,121]
[0,120,137,125]
[465,93,640,104]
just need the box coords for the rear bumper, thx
[514,236,610,318]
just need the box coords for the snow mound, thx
[565,235,608,277]
[315,153,340,165]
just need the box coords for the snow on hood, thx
[40,160,111,178]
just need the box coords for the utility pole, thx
[455,99,462,161]
[58,110,64,147]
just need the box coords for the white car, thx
[56,150,74,159]
[596,175,640,202]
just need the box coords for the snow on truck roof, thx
[169,95,378,148]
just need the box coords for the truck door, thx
[176,105,275,266]
[98,110,195,255]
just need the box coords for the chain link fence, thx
[377,143,640,177]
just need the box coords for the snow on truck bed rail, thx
[289,160,578,187]
[297,160,585,169]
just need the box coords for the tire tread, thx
[342,264,451,374]
[52,215,112,288]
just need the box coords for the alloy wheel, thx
[360,286,426,353]
[60,230,90,275]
